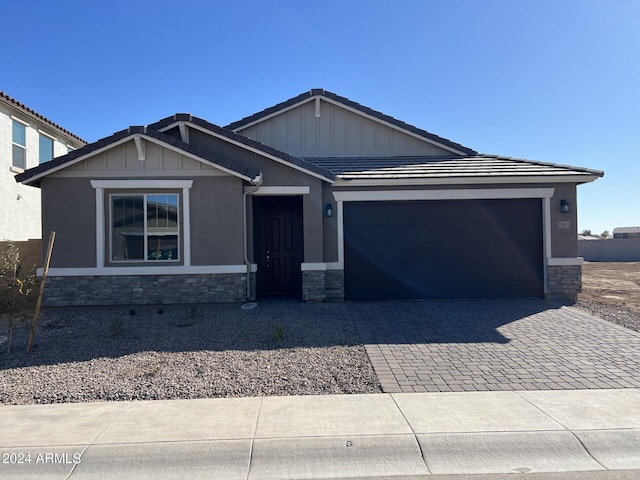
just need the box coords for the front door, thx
[254,196,304,296]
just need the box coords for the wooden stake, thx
[27,231,55,353]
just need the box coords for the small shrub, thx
[0,242,39,353]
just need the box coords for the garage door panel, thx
[344,199,543,300]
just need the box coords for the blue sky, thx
[3,0,638,234]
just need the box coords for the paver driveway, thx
[349,300,640,393]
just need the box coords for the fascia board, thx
[227,97,316,133]
[19,136,135,186]
[332,174,601,187]
[140,135,253,181]
[163,121,334,183]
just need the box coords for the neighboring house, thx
[16,89,603,306]
[1,92,86,241]
[613,227,640,239]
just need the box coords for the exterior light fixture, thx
[325,203,334,217]
[560,199,570,213]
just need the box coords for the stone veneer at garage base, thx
[43,266,577,306]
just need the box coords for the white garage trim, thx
[333,189,555,288]
[332,188,554,202]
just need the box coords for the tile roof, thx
[225,89,479,156]
[1,91,86,145]
[304,155,605,182]
[149,114,335,181]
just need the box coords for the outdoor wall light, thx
[560,199,570,213]
[325,203,334,217]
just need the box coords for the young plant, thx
[0,242,38,353]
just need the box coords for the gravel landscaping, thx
[0,301,381,405]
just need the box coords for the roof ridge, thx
[224,89,478,156]
[0,91,87,144]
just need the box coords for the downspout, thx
[243,172,263,301]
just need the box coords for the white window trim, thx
[109,193,181,263]
[11,119,27,169]
[38,129,56,140]
[332,188,556,293]
[91,180,193,271]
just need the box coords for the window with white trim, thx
[39,133,54,163]
[110,194,180,262]
[12,120,26,169]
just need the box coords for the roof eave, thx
[332,174,603,187]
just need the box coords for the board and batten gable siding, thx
[53,140,227,177]
[235,99,454,157]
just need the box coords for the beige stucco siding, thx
[236,99,454,157]
[41,177,96,268]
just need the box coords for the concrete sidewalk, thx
[1,389,639,479]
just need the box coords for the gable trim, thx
[19,133,255,186]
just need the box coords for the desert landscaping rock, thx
[0,302,381,405]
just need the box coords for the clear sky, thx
[3,0,638,235]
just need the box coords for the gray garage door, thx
[344,199,544,300]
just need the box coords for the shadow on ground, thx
[1,299,564,369]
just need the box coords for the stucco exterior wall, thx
[190,176,245,265]
[189,129,327,263]
[41,177,97,268]
[235,99,454,157]
[0,102,81,241]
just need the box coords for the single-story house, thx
[16,89,603,306]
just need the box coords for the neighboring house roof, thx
[1,91,86,145]
[225,89,479,156]
[306,155,604,183]
[149,114,335,182]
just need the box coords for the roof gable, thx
[15,126,261,187]
[225,89,478,157]
[150,114,335,182]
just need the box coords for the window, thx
[39,133,54,163]
[110,194,180,262]
[12,120,26,169]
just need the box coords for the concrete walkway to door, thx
[351,300,640,393]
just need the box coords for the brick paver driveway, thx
[349,300,640,393]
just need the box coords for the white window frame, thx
[109,193,181,263]
[91,180,193,269]
[12,118,28,169]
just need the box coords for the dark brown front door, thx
[254,196,303,296]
